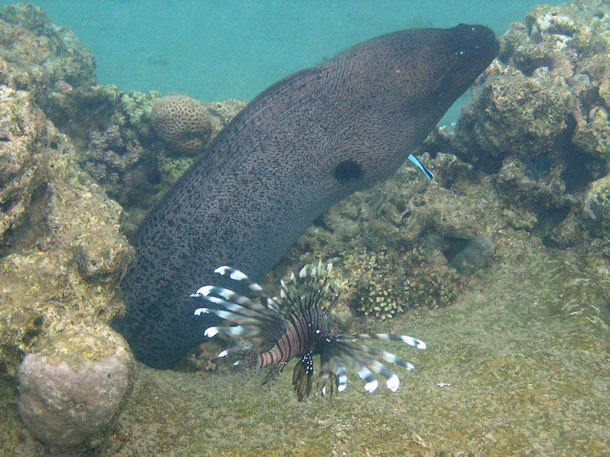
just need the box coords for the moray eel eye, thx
[334,160,363,182]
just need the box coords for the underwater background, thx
[0,1,608,457]
[0,0,564,123]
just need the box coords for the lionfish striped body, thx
[193,262,426,401]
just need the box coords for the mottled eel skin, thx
[115,24,499,368]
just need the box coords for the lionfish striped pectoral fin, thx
[193,266,287,348]
[213,266,264,292]
[329,332,427,393]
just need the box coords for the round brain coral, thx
[151,95,212,156]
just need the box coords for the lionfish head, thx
[192,261,426,401]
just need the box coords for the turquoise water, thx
[1,0,561,117]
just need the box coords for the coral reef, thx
[0,1,608,456]
[0,117,134,449]
[583,173,610,229]
[33,81,165,217]
[452,0,609,247]
[151,94,213,155]
[0,4,245,225]
[0,13,134,448]
[84,124,146,203]
[207,98,249,125]
[152,97,246,186]
[273,158,500,323]
[77,89,160,208]
[338,248,462,320]
[0,6,248,451]
[54,87,245,230]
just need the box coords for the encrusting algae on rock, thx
[0,86,48,241]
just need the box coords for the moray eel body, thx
[115,24,499,368]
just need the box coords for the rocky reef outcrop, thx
[0,4,244,228]
[0,3,95,103]
[0,83,134,450]
[0,5,132,452]
[452,0,609,249]
[51,85,244,232]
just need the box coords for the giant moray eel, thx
[115,24,499,368]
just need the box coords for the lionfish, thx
[192,262,426,401]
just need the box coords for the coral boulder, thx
[17,325,132,448]
[151,94,212,155]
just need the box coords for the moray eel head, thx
[318,23,499,189]
[389,24,499,104]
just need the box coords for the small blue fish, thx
[408,153,434,180]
